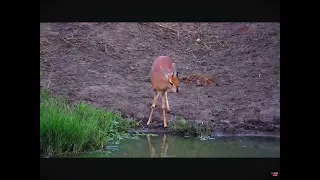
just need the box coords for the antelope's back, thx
[150,56,174,90]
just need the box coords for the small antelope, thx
[147,56,179,128]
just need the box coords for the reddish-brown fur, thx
[151,56,178,91]
[147,56,179,128]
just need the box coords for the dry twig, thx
[215,36,224,47]
[61,37,72,46]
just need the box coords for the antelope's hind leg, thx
[147,90,159,126]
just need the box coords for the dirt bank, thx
[40,22,280,137]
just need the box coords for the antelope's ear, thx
[172,63,178,77]
[160,66,169,80]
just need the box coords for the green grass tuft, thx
[168,117,202,136]
[40,89,137,157]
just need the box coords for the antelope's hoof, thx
[163,125,168,128]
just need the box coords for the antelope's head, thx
[160,63,179,93]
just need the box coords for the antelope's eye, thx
[170,82,173,86]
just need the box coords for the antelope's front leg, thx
[165,91,170,112]
[162,92,168,128]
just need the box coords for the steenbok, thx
[146,56,179,128]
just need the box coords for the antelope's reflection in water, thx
[74,134,280,158]
[147,134,174,158]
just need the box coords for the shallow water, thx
[76,134,280,158]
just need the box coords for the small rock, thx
[273,115,280,125]
[266,125,275,131]
[144,78,151,82]
[221,120,230,124]
[136,113,147,120]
